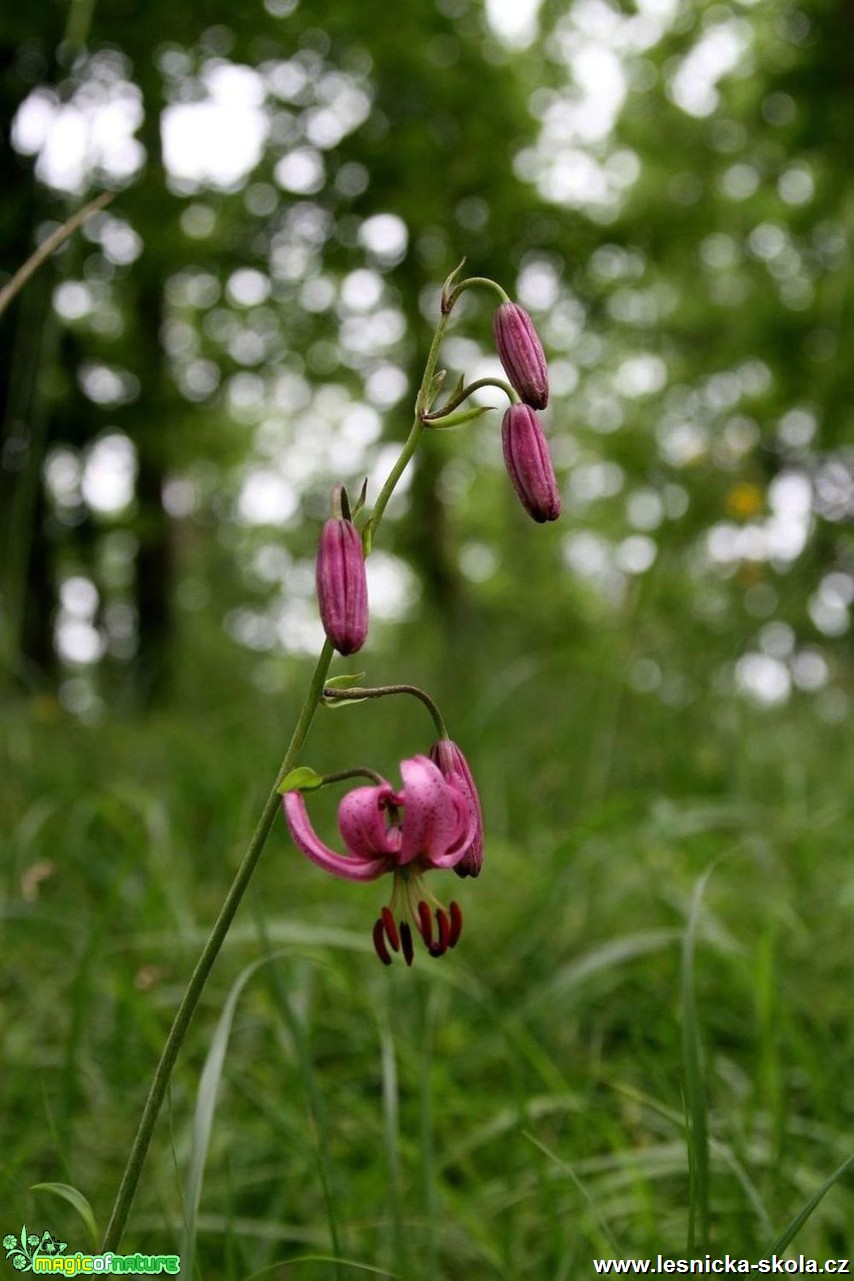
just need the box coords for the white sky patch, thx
[163,64,268,191]
[13,80,144,193]
[359,213,408,267]
[706,470,812,570]
[82,433,137,515]
[485,0,543,48]
[669,21,751,118]
[517,0,685,215]
[237,469,298,525]
[735,653,791,706]
[365,551,418,621]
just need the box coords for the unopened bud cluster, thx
[493,302,560,524]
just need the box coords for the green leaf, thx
[424,405,493,430]
[767,1151,854,1255]
[277,766,325,795]
[322,693,368,710]
[338,485,352,522]
[30,1185,98,1249]
[426,367,446,410]
[181,952,289,1281]
[324,672,366,690]
[440,257,466,309]
[350,478,368,518]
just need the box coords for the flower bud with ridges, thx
[501,404,561,524]
[493,302,549,410]
[316,518,368,655]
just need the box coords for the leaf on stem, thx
[324,672,366,690]
[277,766,325,794]
[350,478,368,518]
[423,405,493,430]
[440,257,467,313]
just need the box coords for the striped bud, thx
[493,302,549,410]
[316,518,368,655]
[501,404,561,524]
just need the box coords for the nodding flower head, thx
[283,755,477,965]
[493,302,549,410]
[316,517,368,656]
[501,403,561,524]
[428,739,484,878]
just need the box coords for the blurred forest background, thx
[1,0,852,1275]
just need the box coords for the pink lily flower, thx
[284,755,477,965]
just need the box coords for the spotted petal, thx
[397,756,474,869]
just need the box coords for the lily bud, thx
[316,518,368,655]
[501,404,561,524]
[429,739,484,878]
[493,302,549,410]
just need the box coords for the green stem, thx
[0,192,114,321]
[444,275,510,312]
[422,376,517,422]
[103,279,465,1251]
[364,302,453,548]
[323,683,449,739]
[321,766,387,787]
[100,640,334,1251]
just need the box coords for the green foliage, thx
[1,0,853,1274]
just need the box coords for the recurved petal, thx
[429,739,484,877]
[284,792,387,882]
[397,755,472,868]
[338,783,401,859]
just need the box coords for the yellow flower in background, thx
[726,481,764,520]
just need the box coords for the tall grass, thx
[2,671,852,1276]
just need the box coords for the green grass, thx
[2,663,852,1278]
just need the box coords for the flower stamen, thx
[448,900,463,948]
[416,899,433,947]
[372,919,393,966]
[381,906,400,952]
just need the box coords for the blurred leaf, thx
[30,1185,97,1248]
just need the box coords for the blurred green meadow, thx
[1,0,853,1275]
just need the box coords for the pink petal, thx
[397,756,471,868]
[338,784,399,859]
[429,739,484,877]
[284,792,387,882]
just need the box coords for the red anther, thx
[448,901,463,948]
[436,908,451,952]
[416,900,433,946]
[372,919,392,966]
[400,921,414,967]
[381,906,400,952]
[428,942,445,958]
